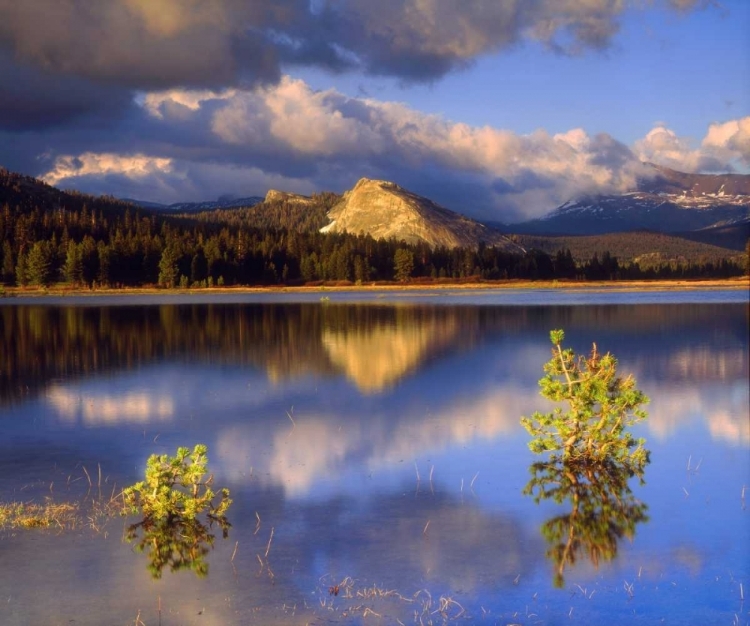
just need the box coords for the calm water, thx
[0,291,748,625]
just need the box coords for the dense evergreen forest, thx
[0,168,746,289]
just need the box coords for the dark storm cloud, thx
[0,1,713,104]
[0,51,133,131]
[0,0,715,156]
[0,0,290,88]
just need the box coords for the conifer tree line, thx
[0,169,745,288]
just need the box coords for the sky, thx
[0,0,748,222]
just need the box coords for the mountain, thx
[508,165,750,248]
[321,178,521,251]
[125,195,264,212]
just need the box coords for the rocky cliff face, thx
[264,189,315,205]
[321,178,520,250]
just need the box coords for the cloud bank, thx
[0,0,741,220]
[34,78,749,220]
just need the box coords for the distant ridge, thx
[125,195,264,212]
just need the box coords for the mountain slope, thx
[322,178,520,250]
[515,231,746,264]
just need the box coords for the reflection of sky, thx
[1,299,748,624]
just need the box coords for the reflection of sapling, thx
[521,330,649,469]
[524,458,649,588]
[123,444,231,521]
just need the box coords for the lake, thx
[0,290,748,625]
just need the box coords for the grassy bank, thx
[1,276,748,298]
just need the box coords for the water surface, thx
[0,291,747,625]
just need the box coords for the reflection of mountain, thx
[321,308,461,392]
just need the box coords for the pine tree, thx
[2,241,14,285]
[26,241,53,286]
[15,250,28,286]
[393,249,414,282]
[64,241,84,284]
[158,244,180,287]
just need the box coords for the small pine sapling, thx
[123,444,231,521]
[521,329,649,469]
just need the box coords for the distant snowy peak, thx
[514,166,750,236]
[512,191,749,238]
[546,190,750,221]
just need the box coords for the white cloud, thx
[139,88,237,119]
[702,116,750,164]
[634,116,750,172]
[40,151,316,203]
[41,152,174,186]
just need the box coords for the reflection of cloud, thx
[644,382,749,446]
[216,384,536,496]
[666,347,747,381]
[321,315,459,393]
[216,364,749,499]
[706,410,750,446]
[289,491,531,593]
[46,386,173,425]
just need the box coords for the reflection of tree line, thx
[1,302,743,403]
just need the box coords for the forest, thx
[1,168,746,290]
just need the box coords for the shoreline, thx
[2,276,748,298]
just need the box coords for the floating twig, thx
[470,472,479,491]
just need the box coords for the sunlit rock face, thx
[321,178,520,250]
[264,189,315,205]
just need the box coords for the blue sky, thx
[0,0,747,221]
[299,2,749,143]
